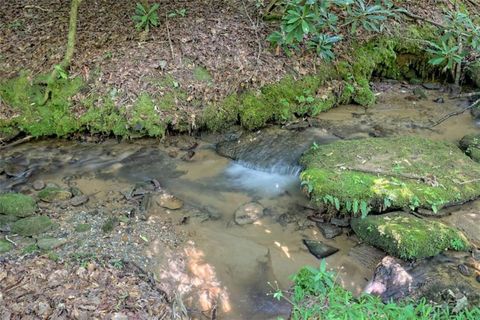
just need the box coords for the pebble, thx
[458,264,472,277]
[316,223,342,239]
[33,180,45,191]
[70,195,89,207]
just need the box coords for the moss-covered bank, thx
[351,212,469,260]
[0,26,439,139]
[300,136,480,214]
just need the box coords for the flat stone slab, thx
[300,136,480,214]
[303,239,339,259]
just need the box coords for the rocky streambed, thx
[1,82,480,319]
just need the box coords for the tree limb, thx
[429,98,480,128]
[41,0,83,105]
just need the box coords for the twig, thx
[453,178,480,184]
[429,98,480,128]
[165,14,175,60]
[5,235,17,246]
[24,5,51,12]
[0,135,33,150]
[241,0,262,65]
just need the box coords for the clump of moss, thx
[0,239,13,253]
[193,66,212,83]
[351,213,470,259]
[80,95,129,136]
[12,216,55,236]
[0,71,84,137]
[0,193,37,217]
[102,217,118,233]
[300,136,480,214]
[38,187,72,202]
[202,95,239,132]
[128,93,166,137]
[75,223,91,233]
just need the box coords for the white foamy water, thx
[224,162,300,197]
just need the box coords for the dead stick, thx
[165,14,175,60]
[0,136,33,150]
[344,166,424,180]
[452,91,480,99]
[429,98,480,128]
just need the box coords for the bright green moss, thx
[80,96,128,136]
[353,78,375,106]
[202,95,239,131]
[351,213,470,259]
[0,193,37,217]
[300,136,480,214]
[239,92,271,130]
[0,239,13,253]
[129,93,166,137]
[38,187,72,202]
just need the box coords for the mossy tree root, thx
[41,0,83,105]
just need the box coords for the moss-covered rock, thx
[38,187,72,202]
[351,212,470,260]
[0,193,37,217]
[467,61,480,88]
[459,134,480,162]
[300,136,480,214]
[0,239,13,253]
[11,216,55,236]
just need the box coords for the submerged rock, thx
[32,180,45,191]
[12,216,55,236]
[300,136,480,214]
[316,223,342,239]
[234,202,264,225]
[38,187,73,202]
[365,253,480,307]
[0,193,37,217]
[69,195,89,207]
[303,239,339,259]
[156,193,184,210]
[351,212,470,260]
[217,127,338,174]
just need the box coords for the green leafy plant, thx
[168,8,187,18]
[132,2,160,32]
[269,0,398,59]
[344,0,394,34]
[270,260,480,319]
[425,9,480,85]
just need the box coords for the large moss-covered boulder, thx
[351,213,470,260]
[0,193,37,217]
[11,216,55,236]
[300,136,480,214]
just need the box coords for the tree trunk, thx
[41,0,83,104]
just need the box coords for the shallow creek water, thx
[1,83,479,319]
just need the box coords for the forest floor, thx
[0,0,446,129]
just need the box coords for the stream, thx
[1,82,479,319]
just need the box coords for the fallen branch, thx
[398,8,446,29]
[165,14,175,60]
[429,98,480,128]
[0,135,33,150]
[5,235,17,247]
[452,91,480,99]
[453,178,480,185]
[344,166,425,181]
